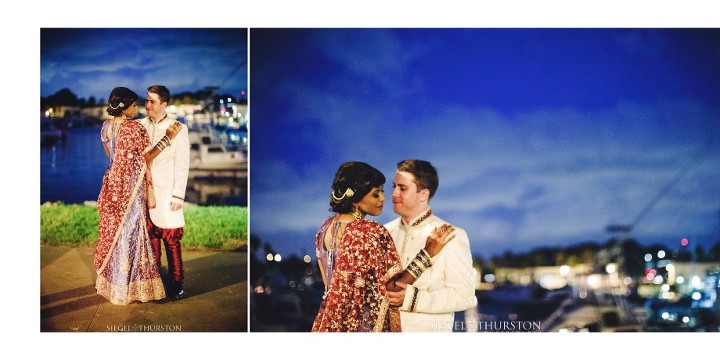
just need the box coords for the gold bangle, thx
[406,261,423,278]
[413,258,427,272]
[407,269,418,279]
[416,250,432,268]
[412,263,424,277]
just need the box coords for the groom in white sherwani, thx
[141,85,190,299]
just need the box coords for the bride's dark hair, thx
[329,161,385,213]
[106,87,139,116]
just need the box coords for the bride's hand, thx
[164,121,182,140]
[424,224,455,257]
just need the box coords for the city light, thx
[303,255,312,263]
[644,254,653,262]
[266,253,273,261]
[645,268,657,282]
[587,274,601,288]
[676,276,685,284]
[559,265,570,275]
[681,238,689,247]
[657,250,666,259]
[274,254,282,262]
[605,263,617,274]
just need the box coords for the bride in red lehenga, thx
[94,87,181,305]
[311,162,455,331]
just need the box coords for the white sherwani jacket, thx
[140,116,190,229]
[385,211,477,331]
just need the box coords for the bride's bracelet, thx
[405,249,433,279]
[155,135,171,151]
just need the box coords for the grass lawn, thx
[40,202,247,251]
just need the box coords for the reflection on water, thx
[186,177,247,206]
[41,126,247,206]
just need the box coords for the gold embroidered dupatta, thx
[312,218,403,332]
[94,121,164,304]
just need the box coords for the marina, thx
[41,124,247,206]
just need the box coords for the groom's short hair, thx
[147,85,171,104]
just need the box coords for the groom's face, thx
[145,91,167,120]
[392,171,427,219]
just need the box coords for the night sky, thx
[249,28,720,260]
[41,28,247,100]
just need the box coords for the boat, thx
[188,127,246,171]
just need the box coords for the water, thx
[40,126,247,206]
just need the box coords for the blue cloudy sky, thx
[249,28,720,260]
[41,28,247,100]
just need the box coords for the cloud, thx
[41,28,247,99]
[252,96,720,257]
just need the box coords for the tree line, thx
[41,87,247,113]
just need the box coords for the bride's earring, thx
[352,206,363,220]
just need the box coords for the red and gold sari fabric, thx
[312,217,403,332]
[95,121,165,305]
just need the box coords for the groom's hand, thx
[388,281,407,307]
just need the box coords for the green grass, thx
[40,202,247,251]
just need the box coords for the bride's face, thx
[122,102,138,119]
[354,185,385,217]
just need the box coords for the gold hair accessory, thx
[332,188,355,201]
[109,102,125,110]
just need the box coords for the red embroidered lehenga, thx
[94,120,165,305]
[312,217,403,332]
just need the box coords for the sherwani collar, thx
[400,208,432,231]
[149,113,169,124]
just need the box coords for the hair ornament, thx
[109,102,125,110]
[332,188,355,201]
